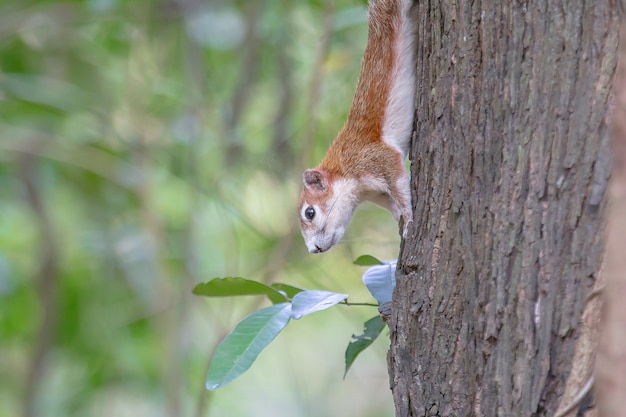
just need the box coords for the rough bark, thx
[388,2,618,416]
[596,5,626,417]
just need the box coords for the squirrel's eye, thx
[304,206,315,220]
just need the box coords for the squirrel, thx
[298,0,417,253]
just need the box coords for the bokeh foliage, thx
[0,0,402,416]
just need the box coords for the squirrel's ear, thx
[303,169,327,192]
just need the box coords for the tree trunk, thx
[388,2,619,416]
[596,4,626,417]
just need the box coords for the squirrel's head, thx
[298,169,358,253]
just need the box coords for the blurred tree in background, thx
[0,0,404,416]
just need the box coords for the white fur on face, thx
[299,178,359,253]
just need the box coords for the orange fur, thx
[319,0,399,178]
[298,0,415,253]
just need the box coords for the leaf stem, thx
[340,301,379,307]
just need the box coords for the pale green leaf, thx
[206,303,292,390]
[361,261,397,304]
[291,290,348,319]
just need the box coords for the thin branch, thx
[224,0,265,164]
[272,0,295,164]
[18,142,60,417]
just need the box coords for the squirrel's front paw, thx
[399,213,413,239]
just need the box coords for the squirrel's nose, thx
[314,245,323,253]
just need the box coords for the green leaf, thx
[353,254,383,266]
[206,303,292,390]
[193,277,287,304]
[344,315,386,378]
[270,283,306,299]
[291,290,348,319]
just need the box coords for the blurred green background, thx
[0,0,403,416]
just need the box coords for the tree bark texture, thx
[596,5,626,417]
[388,2,618,417]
